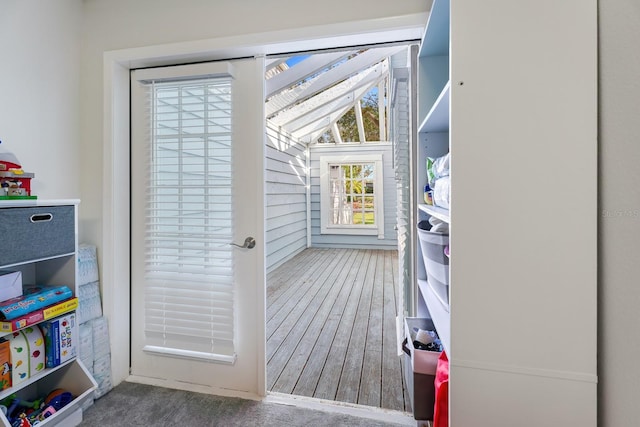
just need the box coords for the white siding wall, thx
[310,143,397,249]
[265,123,308,272]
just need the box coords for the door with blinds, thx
[130,59,265,395]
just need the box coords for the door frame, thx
[101,14,424,399]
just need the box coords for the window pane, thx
[325,161,377,228]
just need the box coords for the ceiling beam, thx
[378,79,386,141]
[274,65,387,139]
[268,59,388,122]
[265,51,356,99]
[331,122,343,144]
[265,46,403,117]
[355,100,365,143]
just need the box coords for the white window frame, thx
[319,154,384,238]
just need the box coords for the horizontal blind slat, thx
[142,75,236,359]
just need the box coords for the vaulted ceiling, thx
[265,45,407,144]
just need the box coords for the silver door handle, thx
[230,237,256,249]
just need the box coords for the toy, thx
[2,395,43,426]
[0,141,36,199]
[44,389,72,410]
[15,413,30,427]
[0,141,21,171]
[1,388,72,426]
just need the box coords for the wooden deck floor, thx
[266,248,410,412]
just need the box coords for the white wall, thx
[78,0,426,246]
[0,0,81,199]
[599,1,640,426]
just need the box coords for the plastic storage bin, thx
[417,221,449,306]
[403,317,442,421]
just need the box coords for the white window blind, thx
[135,64,236,363]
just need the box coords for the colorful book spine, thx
[0,285,73,320]
[0,298,78,333]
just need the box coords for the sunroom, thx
[262,44,415,411]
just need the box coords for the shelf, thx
[418,81,450,133]
[418,278,450,353]
[0,359,96,427]
[0,358,74,401]
[418,203,450,223]
[419,0,450,58]
[0,199,79,208]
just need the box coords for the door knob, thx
[230,237,256,249]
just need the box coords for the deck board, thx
[312,250,371,401]
[358,250,384,407]
[292,249,366,398]
[382,250,406,410]
[267,249,349,388]
[267,248,409,412]
[272,249,358,394]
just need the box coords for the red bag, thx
[433,350,449,427]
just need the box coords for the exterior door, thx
[130,58,265,395]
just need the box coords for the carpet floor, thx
[79,381,414,427]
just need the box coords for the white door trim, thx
[101,13,425,398]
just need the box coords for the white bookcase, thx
[0,200,96,427]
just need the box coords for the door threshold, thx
[265,392,415,426]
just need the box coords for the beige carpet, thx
[79,381,413,427]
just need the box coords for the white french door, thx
[129,58,265,395]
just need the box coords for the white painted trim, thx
[319,154,385,238]
[126,376,263,401]
[133,61,234,82]
[102,13,425,398]
[102,54,131,387]
[306,144,312,248]
[105,14,425,69]
[265,392,415,426]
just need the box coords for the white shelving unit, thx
[0,200,96,427]
[414,0,451,355]
[418,81,450,134]
[417,203,449,224]
[412,0,598,425]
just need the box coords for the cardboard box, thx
[40,312,78,368]
[0,270,22,303]
[9,326,45,386]
[0,338,10,390]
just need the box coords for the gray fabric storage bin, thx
[417,221,449,306]
[0,205,75,266]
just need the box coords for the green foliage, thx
[319,90,384,143]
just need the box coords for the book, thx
[40,311,78,368]
[0,297,78,334]
[0,285,73,320]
